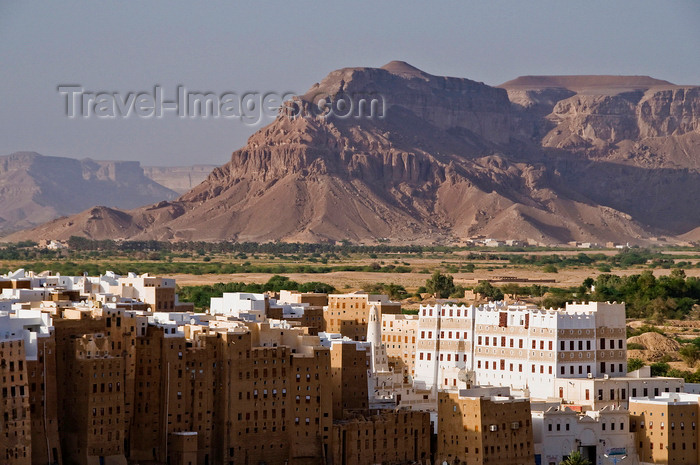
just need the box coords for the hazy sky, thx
[1,1,699,166]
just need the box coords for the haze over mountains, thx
[6,62,700,245]
[142,165,218,194]
[0,152,179,235]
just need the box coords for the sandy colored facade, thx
[0,338,32,465]
[437,390,534,465]
[324,293,401,341]
[331,410,431,465]
[381,313,418,382]
[279,290,329,308]
[329,341,370,420]
[117,274,193,312]
[60,334,127,465]
[27,333,62,465]
[631,393,700,465]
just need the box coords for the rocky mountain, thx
[142,165,217,194]
[0,152,178,234]
[6,62,700,244]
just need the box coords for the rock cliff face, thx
[7,63,700,244]
[0,152,178,234]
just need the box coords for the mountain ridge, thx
[5,63,700,245]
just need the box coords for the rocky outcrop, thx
[637,87,700,138]
[6,64,700,245]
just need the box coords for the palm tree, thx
[560,450,592,465]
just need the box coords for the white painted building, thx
[209,292,267,321]
[0,309,53,360]
[413,301,627,399]
[532,404,635,465]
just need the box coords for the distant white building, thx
[209,292,267,322]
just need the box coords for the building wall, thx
[0,338,32,465]
[210,330,333,465]
[436,391,534,465]
[329,342,369,420]
[331,410,431,465]
[553,377,684,410]
[27,334,62,465]
[413,302,628,397]
[60,335,127,465]
[381,314,418,382]
[631,395,700,465]
[532,405,633,465]
[324,294,401,341]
